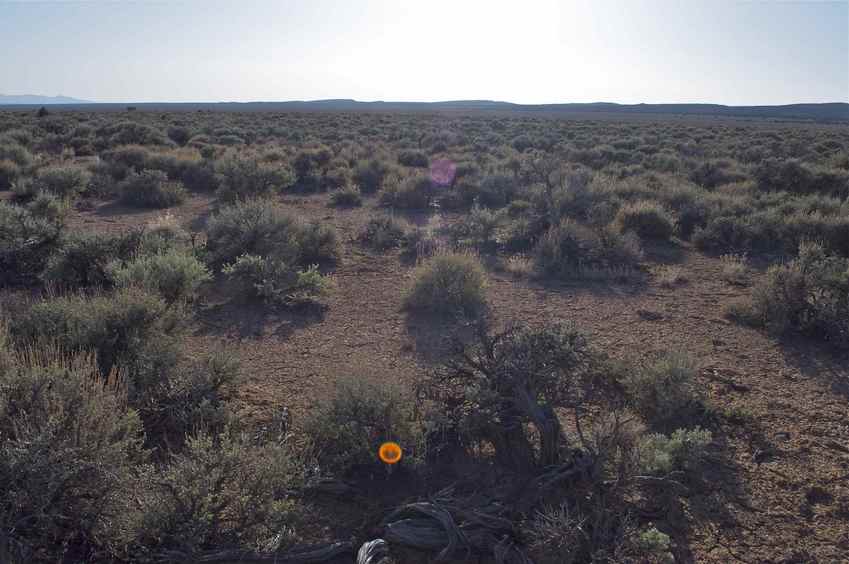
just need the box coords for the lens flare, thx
[429,158,456,187]
[378,441,403,464]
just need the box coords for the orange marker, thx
[378,441,403,464]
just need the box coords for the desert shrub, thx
[0,159,20,190]
[36,166,91,199]
[25,191,66,223]
[292,147,332,190]
[655,265,687,288]
[166,125,193,146]
[303,374,421,477]
[215,157,294,202]
[42,230,143,290]
[0,141,34,167]
[427,322,614,470]
[206,200,298,267]
[755,158,849,197]
[102,145,151,175]
[402,227,442,262]
[688,159,745,189]
[12,288,184,392]
[405,252,488,316]
[0,200,64,286]
[445,204,504,248]
[397,149,429,168]
[329,185,362,207]
[359,215,407,250]
[9,177,39,201]
[379,175,435,209]
[0,348,145,563]
[297,221,340,265]
[624,352,705,431]
[323,165,351,190]
[613,200,675,240]
[178,159,219,192]
[729,242,849,348]
[109,250,211,303]
[692,215,753,253]
[223,254,330,305]
[639,428,712,476]
[137,430,304,559]
[507,199,532,217]
[138,212,191,255]
[719,253,749,285]
[139,350,240,448]
[206,200,339,269]
[476,174,516,208]
[535,220,643,277]
[353,158,390,193]
[120,170,187,208]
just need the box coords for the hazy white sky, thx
[1,0,847,104]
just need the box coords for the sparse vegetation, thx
[405,251,488,316]
[1,107,848,562]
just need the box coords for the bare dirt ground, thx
[62,192,849,563]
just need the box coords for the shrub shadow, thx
[194,297,327,341]
[777,337,849,399]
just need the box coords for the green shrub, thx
[692,215,752,253]
[0,159,20,190]
[0,348,146,563]
[0,141,34,167]
[639,427,712,475]
[296,221,340,265]
[206,200,338,268]
[120,170,187,208]
[178,159,219,192]
[329,186,362,207]
[755,158,849,197]
[42,231,143,290]
[303,374,421,477]
[25,191,66,223]
[137,430,304,559]
[397,149,429,168]
[359,215,408,251]
[35,166,91,200]
[12,288,184,390]
[405,252,487,316]
[166,125,192,146]
[140,350,240,447]
[0,200,64,286]
[379,175,435,209]
[428,323,609,470]
[215,157,294,202]
[354,158,390,193]
[613,200,675,240]
[223,254,330,305]
[477,174,516,208]
[102,145,150,175]
[138,212,191,255]
[730,242,849,348]
[535,220,643,277]
[688,159,745,189]
[110,250,212,303]
[719,253,749,285]
[625,352,705,431]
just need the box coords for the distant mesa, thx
[0,94,92,105]
[0,95,846,121]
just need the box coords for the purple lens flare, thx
[429,158,456,187]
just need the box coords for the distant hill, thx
[0,94,91,105]
[0,97,846,121]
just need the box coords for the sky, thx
[0,0,847,105]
